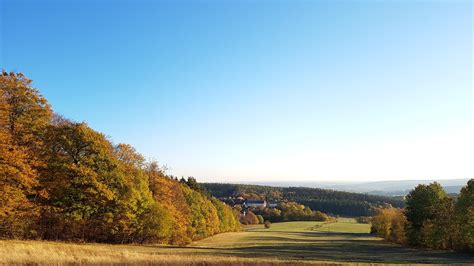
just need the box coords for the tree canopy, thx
[0,71,240,244]
[371,180,473,253]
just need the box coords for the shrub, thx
[264,220,271,229]
[240,211,259,225]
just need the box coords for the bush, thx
[264,220,271,228]
[256,215,264,224]
[240,211,259,225]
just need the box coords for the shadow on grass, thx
[141,231,474,264]
[185,236,473,264]
[215,243,473,264]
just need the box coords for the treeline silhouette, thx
[203,183,404,217]
[371,180,473,253]
[0,71,239,245]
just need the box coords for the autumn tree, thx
[0,71,51,238]
[39,122,125,241]
[389,209,408,245]
[113,144,172,243]
[370,207,407,244]
[312,211,330,222]
[0,71,51,159]
[182,185,220,240]
[371,208,398,240]
[146,161,192,245]
[146,161,165,198]
[0,70,242,244]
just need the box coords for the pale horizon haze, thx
[1,0,472,183]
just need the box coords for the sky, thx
[0,0,472,183]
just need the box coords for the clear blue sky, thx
[1,0,472,182]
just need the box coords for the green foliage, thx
[0,71,52,238]
[112,143,172,243]
[419,197,455,249]
[372,183,458,249]
[39,122,125,241]
[405,182,447,245]
[211,198,240,233]
[138,201,173,243]
[183,177,205,193]
[146,164,192,245]
[182,185,220,240]
[454,179,474,252]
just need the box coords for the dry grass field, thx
[0,240,348,266]
[1,219,472,265]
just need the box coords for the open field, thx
[1,218,472,265]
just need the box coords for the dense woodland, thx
[203,183,404,216]
[370,180,473,253]
[0,71,240,245]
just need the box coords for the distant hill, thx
[248,178,470,197]
[202,183,405,217]
[325,179,468,195]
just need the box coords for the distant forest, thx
[203,183,405,217]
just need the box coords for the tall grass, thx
[0,240,342,266]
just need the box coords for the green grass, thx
[2,219,473,265]
[183,218,473,264]
[308,218,370,233]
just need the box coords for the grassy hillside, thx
[2,219,472,265]
[203,183,404,216]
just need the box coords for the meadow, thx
[1,218,472,265]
